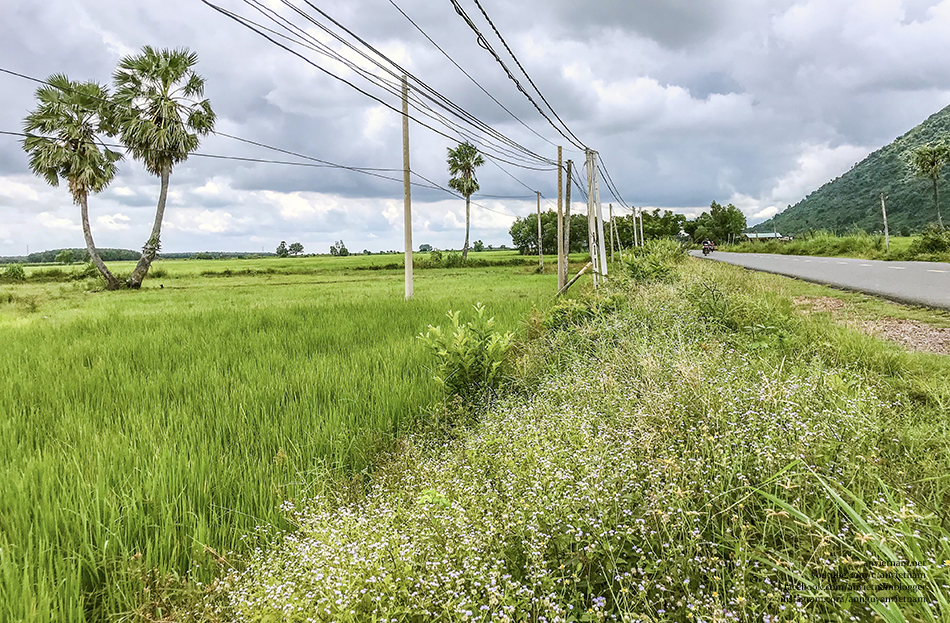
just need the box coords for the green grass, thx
[0,259,563,621]
[723,230,950,262]
[197,257,950,622]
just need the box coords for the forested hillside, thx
[755,103,950,235]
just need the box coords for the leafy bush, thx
[908,224,950,255]
[443,251,464,268]
[428,249,443,265]
[2,263,26,281]
[542,292,625,332]
[623,238,687,283]
[418,303,513,398]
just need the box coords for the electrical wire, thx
[387,0,558,149]
[469,0,587,150]
[448,0,585,151]
[237,0,557,169]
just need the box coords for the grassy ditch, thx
[724,228,950,263]
[196,250,950,621]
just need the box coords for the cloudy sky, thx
[2,0,950,255]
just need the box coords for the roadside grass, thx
[0,264,559,622]
[722,231,950,262]
[198,258,950,622]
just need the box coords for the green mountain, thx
[755,103,950,235]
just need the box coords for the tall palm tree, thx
[22,75,123,290]
[911,142,950,229]
[112,46,215,288]
[447,141,485,260]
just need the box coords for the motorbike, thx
[702,242,713,256]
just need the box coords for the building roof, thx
[745,232,782,239]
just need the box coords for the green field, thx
[0,253,566,621]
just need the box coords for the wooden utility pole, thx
[564,159,572,274]
[613,206,623,260]
[557,146,564,290]
[633,206,640,247]
[609,204,615,262]
[537,191,543,270]
[402,75,412,299]
[881,193,890,253]
[639,207,645,246]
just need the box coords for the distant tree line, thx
[508,203,747,253]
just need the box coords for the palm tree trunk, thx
[80,192,121,290]
[462,195,471,261]
[127,164,170,288]
[936,177,944,229]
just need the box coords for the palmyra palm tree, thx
[447,141,485,261]
[22,75,123,290]
[112,46,215,288]
[911,142,950,229]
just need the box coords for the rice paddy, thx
[0,254,559,622]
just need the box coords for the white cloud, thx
[0,179,40,203]
[97,213,132,230]
[37,212,80,231]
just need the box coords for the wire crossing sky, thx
[1,0,949,255]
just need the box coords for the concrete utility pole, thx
[586,153,597,285]
[557,146,564,290]
[402,75,413,299]
[881,193,890,253]
[585,150,608,287]
[537,191,543,271]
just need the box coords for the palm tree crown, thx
[112,46,215,175]
[22,75,122,203]
[447,141,484,198]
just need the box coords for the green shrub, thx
[908,224,950,255]
[148,267,168,279]
[428,249,443,265]
[2,263,26,281]
[624,238,687,284]
[418,303,513,398]
[443,251,464,268]
[542,292,626,332]
[76,262,100,280]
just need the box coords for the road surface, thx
[690,251,950,310]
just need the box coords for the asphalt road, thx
[690,251,950,310]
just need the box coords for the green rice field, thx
[0,253,563,622]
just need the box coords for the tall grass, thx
[0,266,557,621]
[725,229,950,263]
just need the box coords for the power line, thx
[0,129,465,195]
[235,0,557,169]
[387,0,558,150]
[448,0,584,151]
[409,170,520,218]
[468,0,587,150]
